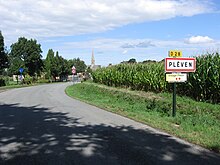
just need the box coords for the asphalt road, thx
[0,83,220,165]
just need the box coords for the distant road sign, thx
[169,50,182,57]
[72,66,76,74]
[165,58,196,72]
[19,68,24,73]
[166,73,187,83]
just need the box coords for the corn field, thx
[92,52,220,104]
[181,52,220,103]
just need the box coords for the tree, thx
[8,56,24,76]
[68,58,86,74]
[0,31,8,74]
[44,49,55,80]
[44,49,59,81]
[8,37,43,77]
[54,51,69,80]
[45,50,69,81]
[142,60,156,64]
[121,58,137,64]
[128,58,137,63]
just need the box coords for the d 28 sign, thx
[165,58,196,73]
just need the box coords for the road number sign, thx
[165,58,196,72]
[169,50,182,57]
[166,73,187,83]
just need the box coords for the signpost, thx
[165,51,196,117]
[72,66,77,84]
[19,68,24,74]
[72,66,76,74]
[19,68,24,81]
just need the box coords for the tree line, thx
[0,31,87,81]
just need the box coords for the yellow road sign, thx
[169,50,182,57]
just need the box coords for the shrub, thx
[0,77,6,87]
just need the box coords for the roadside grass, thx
[0,78,61,91]
[0,81,50,92]
[66,82,220,153]
[0,84,30,91]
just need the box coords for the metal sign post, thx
[19,68,24,81]
[165,50,196,117]
[72,66,77,84]
[172,82,176,117]
[166,72,188,117]
[72,66,76,75]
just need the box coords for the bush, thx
[0,77,6,87]
[37,79,51,83]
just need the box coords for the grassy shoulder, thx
[0,81,51,92]
[0,84,30,91]
[66,82,220,153]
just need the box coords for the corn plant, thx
[92,52,220,103]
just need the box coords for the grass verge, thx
[66,82,220,153]
[0,82,51,92]
[0,84,30,92]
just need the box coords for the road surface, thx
[0,83,220,165]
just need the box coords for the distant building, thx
[87,49,101,71]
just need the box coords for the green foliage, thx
[44,49,54,79]
[0,76,14,86]
[44,50,69,81]
[121,58,137,64]
[44,50,87,81]
[8,37,43,77]
[0,31,8,73]
[92,62,166,92]
[92,52,220,103]
[66,82,220,152]
[53,51,69,80]
[23,74,32,84]
[68,58,87,74]
[0,77,6,87]
[8,56,24,75]
[36,78,51,84]
[185,53,220,103]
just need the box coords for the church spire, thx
[91,49,95,66]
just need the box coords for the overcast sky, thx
[1,0,220,66]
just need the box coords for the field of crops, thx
[92,52,220,103]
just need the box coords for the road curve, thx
[0,83,220,165]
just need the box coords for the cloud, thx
[186,36,214,44]
[121,41,155,48]
[62,37,220,52]
[136,41,155,48]
[96,51,104,54]
[0,0,214,43]
[42,37,220,65]
[121,43,136,49]
[122,50,128,54]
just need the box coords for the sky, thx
[1,0,220,66]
